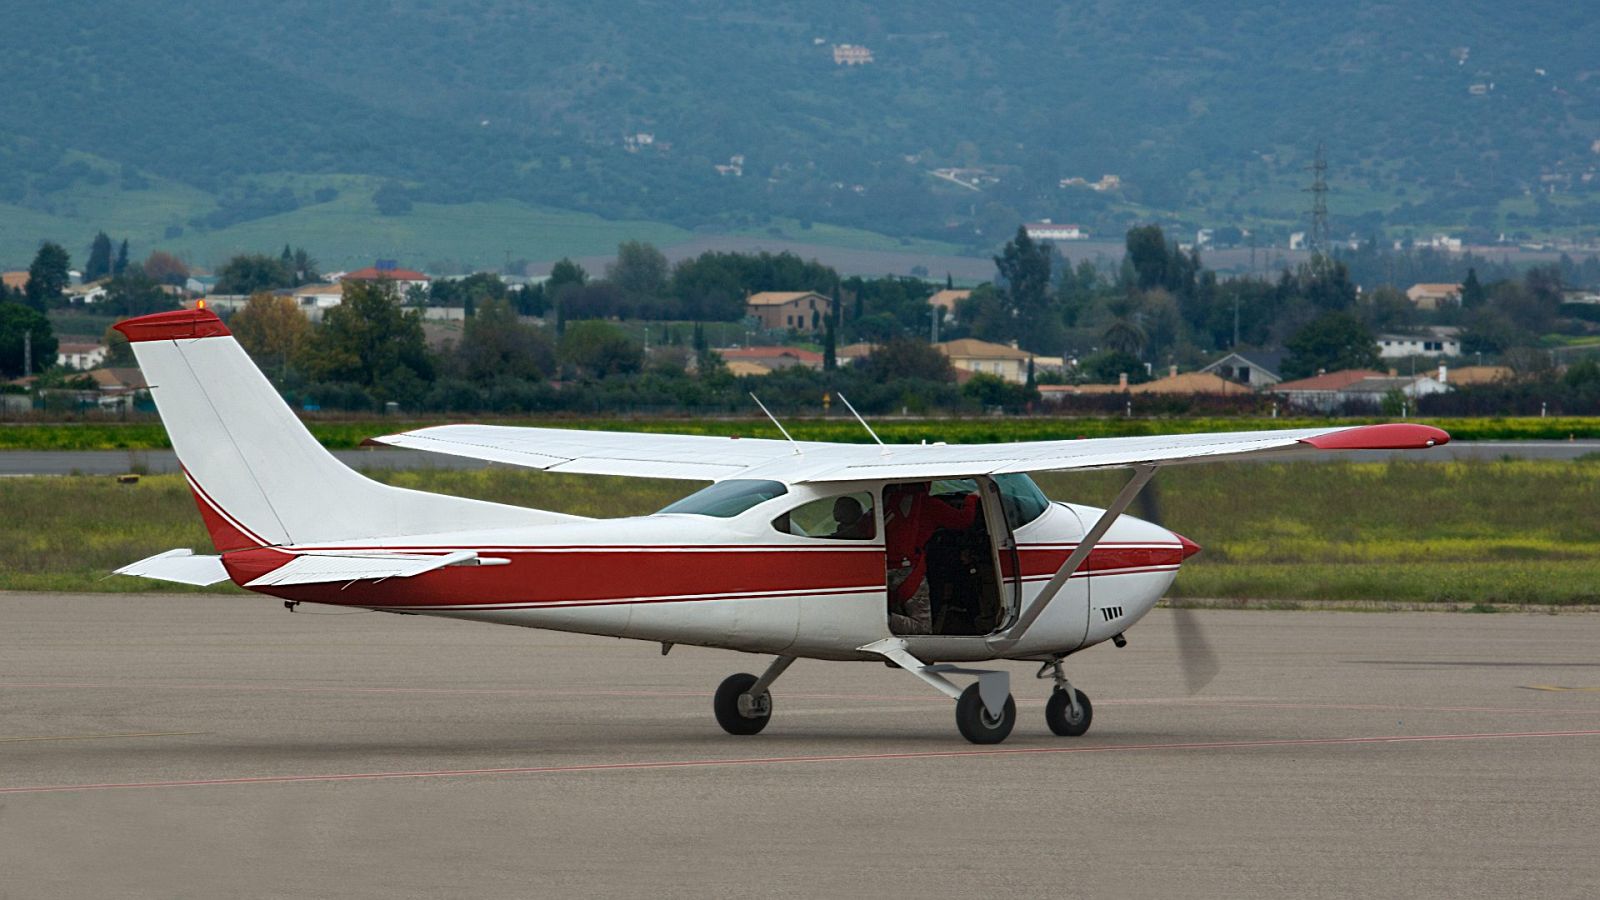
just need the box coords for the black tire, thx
[1045,688,1093,737]
[955,682,1016,744]
[713,673,772,735]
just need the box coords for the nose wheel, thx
[1045,687,1093,736]
[1039,658,1093,737]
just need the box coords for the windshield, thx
[657,479,788,518]
[994,473,1050,529]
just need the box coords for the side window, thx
[772,492,877,540]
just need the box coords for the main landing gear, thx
[713,655,794,736]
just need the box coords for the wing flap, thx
[115,549,231,586]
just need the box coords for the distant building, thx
[63,282,109,304]
[936,338,1032,384]
[1199,351,1285,388]
[1378,330,1461,359]
[836,342,878,365]
[927,289,970,316]
[1270,369,1387,412]
[1024,221,1087,242]
[1338,374,1448,408]
[2,271,29,293]
[745,291,833,332]
[290,283,344,322]
[1405,283,1462,310]
[1435,364,1512,387]
[338,264,432,295]
[57,342,107,370]
[718,346,824,372]
[1130,369,1249,396]
[832,44,874,65]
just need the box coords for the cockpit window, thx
[772,492,877,540]
[994,473,1050,529]
[657,479,788,518]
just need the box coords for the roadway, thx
[2,594,1597,898]
[1,439,1596,476]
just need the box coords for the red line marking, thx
[3,729,1595,795]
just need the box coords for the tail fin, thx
[116,308,578,550]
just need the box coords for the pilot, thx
[883,482,978,635]
[828,495,873,540]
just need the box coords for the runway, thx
[2,594,1597,898]
[2,438,1597,475]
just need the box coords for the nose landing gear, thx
[713,655,795,736]
[1039,658,1093,737]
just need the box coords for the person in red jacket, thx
[883,482,979,634]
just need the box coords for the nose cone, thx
[1174,532,1202,560]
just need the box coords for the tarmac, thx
[1,439,1597,476]
[2,593,1598,898]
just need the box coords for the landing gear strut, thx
[713,655,794,736]
[1039,658,1093,737]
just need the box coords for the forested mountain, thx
[2,1,1597,263]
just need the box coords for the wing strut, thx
[988,464,1158,653]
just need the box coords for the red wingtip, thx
[1174,532,1202,560]
[1299,422,1451,451]
[113,308,231,343]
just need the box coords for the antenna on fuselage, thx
[834,392,883,446]
[750,393,802,455]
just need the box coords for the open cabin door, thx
[882,477,1020,638]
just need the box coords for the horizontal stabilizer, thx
[115,549,230,586]
[245,550,497,587]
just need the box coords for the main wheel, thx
[955,682,1016,744]
[713,673,772,735]
[1045,688,1093,737]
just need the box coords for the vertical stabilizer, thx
[116,308,577,549]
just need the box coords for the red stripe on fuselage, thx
[230,541,1187,609]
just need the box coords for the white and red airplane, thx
[112,308,1449,743]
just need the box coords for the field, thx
[3,460,1597,605]
[5,415,1600,452]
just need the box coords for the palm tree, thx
[1102,296,1147,357]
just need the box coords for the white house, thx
[1378,331,1461,359]
[56,342,107,370]
[1024,221,1087,242]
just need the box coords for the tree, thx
[606,241,669,311]
[0,301,57,376]
[215,254,294,294]
[1101,295,1147,357]
[993,226,1060,352]
[559,320,643,378]
[302,280,434,402]
[454,298,555,382]
[84,232,113,282]
[1281,312,1380,379]
[1080,349,1147,384]
[859,337,955,383]
[114,239,130,276]
[231,293,313,378]
[143,251,190,286]
[1461,267,1486,308]
[373,181,412,216]
[24,242,71,311]
[104,269,177,316]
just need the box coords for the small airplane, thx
[112,308,1449,743]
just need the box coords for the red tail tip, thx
[113,308,231,343]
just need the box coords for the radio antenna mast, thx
[750,393,802,454]
[834,393,883,446]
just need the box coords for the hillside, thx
[2,1,1597,268]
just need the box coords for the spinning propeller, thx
[1137,480,1219,694]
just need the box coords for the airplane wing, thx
[368,422,1448,483]
[366,424,829,480]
